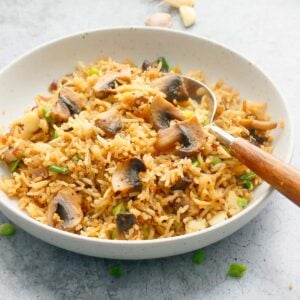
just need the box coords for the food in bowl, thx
[0,56,278,240]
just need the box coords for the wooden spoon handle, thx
[231,137,300,206]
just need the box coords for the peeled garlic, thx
[164,0,195,8]
[179,5,196,27]
[145,12,172,28]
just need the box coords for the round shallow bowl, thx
[0,27,293,259]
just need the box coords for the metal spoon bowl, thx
[182,76,300,206]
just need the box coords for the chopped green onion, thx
[72,155,81,162]
[192,159,200,167]
[227,263,247,278]
[243,180,253,190]
[112,202,126,216]
[42,108,54,124]
[0,223,16,236]
[239,172,256,181]
[9,158,21,172]
[48,165,69,174]
[211,156,222,165]
[158,57,169,72]
[50,128,58,140]
[193,249,205,265]
[142,226,150,239]
[109,265,123,277]
[172,220,181,230]
[110,229,117,240]
[88,68,99,76]
[237,197,248,208]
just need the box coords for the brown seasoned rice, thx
[0,57,277,240]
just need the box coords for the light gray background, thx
[0,1,299,299]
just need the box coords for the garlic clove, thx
[164,0,195,8]
[145,12,172,28]
[179,5,196,27]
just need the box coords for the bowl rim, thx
[0,26,295,246]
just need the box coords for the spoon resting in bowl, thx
[182,76,300,206]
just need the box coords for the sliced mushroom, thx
[47,188,83,230]
[239,119,277,130]
[153,125,182,152]
[93,67,131,99]
[154,116,205,156]
[59,87,84,112]
[171,175,192,190]
[51,99,71,122]
[95,108,122,136]
[151,74,189,102]
[141,57,169,73]
[112,158,146,193]
[141,60,151,72]
[248,128,266,145]
[150,96,184,129]
[178,117,206,156]
[116,213,136,232]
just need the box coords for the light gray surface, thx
[0,0,299,299]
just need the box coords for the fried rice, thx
[0,57,278,240]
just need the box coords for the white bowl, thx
[0,27,293,259]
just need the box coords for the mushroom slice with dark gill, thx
[51,87,83,122]
[141,57,169,72]
[59,87,83,114]
[51,99,71,122]
[151,74,189,102]
[112,158,146,193]
[47,188,83,230]
[116,213,136,232]
[150,95,184,130]
[154,116,205,156]
[171,175,192,191]
[248,128,267,146]
[93,67,131,99]
[95,108,122,136]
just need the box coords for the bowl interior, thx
[0,28,293,244]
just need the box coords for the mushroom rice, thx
[0,57,278,240]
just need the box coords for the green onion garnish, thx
[72,155,81,162]
[192,249,205,265]
[192,159,200,167]
[239,172,256,181]
[110,229,117,240]
[112,202,126,216]
[227,263,247,278]
[9,158,21,172]
[50,128,58,140]
[142,226,150,239]
[48,165,69,174]
[243,180,253,190]
[42,108,54,124]
[237,197,248,208]
[0,223,16,236]
[211,156,222,165]
[158,57,169,72]
[88,68,99,76]
[172,220,181,230]
[109,265,123,277]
